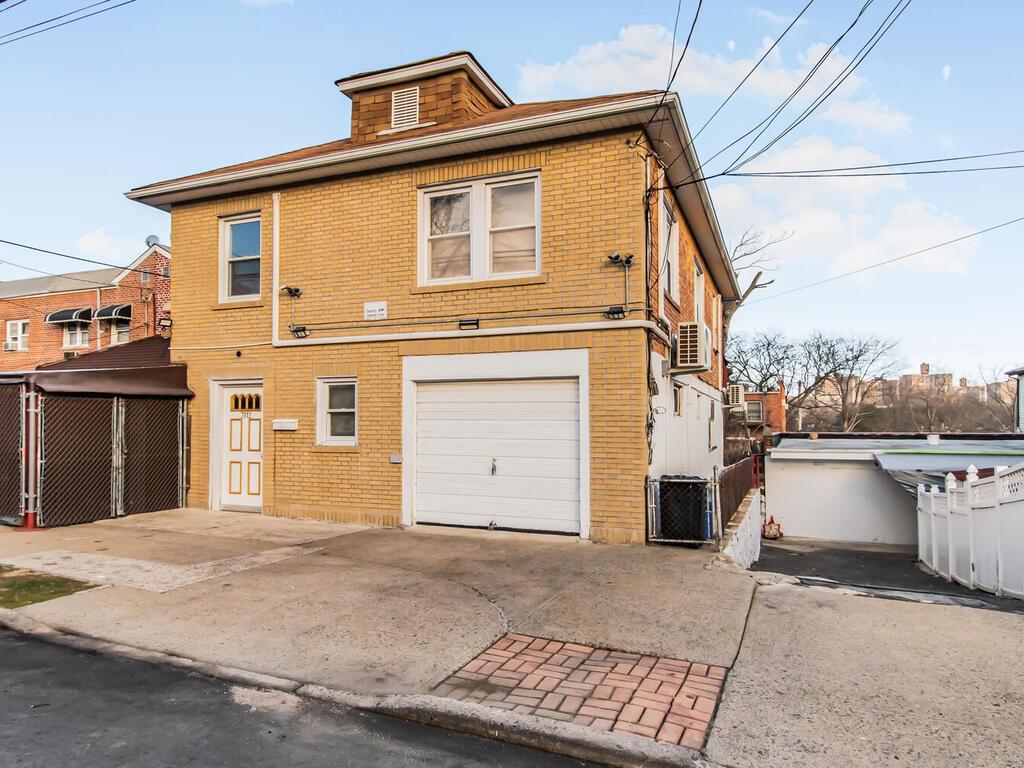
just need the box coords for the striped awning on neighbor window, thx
[44,307,92,324]
[94,304,132,321]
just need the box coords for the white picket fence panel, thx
[917,462,1024,600]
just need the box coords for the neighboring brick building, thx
[745,384,788,444]
[127,52,739,544]
[0,243,171,371]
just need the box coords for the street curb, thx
[0,608,708,768]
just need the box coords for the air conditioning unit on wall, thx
[2,341,16,352]
[674,321,712,372]
[725,383,747,406]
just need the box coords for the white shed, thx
[765,435,1024,546]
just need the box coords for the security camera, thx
[622,254,635,267]
[608,252,622,264]
[281,285,302,298]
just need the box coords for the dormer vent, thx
[391,86,420,130]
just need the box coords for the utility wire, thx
[731,163,1024,179]
[722,0,877,175]
[0,0,135,47]
[0,0,112,39]
[0,256,116,288]
[636,0,704,145]
[0,0,30,15]
[663,0,815,174]
[730,148,1024,175]
[745,214,1024,305]
[731,0,913,173]
[0,238,155,276]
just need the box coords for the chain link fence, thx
[0,384,23,522]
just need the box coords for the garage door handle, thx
[491,458,497,476]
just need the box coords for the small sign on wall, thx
[364,301,387,320]
[272,419,299,431]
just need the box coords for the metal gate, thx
[36,394,186,528]
[38,395,116,527]
[0,384,23,523]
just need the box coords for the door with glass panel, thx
[220,385,263,511]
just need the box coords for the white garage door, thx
[414,378,581,533]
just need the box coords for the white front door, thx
[220,385,263,511]
[414,378,581,533]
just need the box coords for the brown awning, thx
[0,365,193,398]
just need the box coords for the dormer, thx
[335,51,513,144]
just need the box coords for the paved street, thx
[0,631,597,768]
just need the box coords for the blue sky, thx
[0,0,1017,380]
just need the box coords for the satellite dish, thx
[145,234,160,248]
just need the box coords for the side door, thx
[220,386,263,511]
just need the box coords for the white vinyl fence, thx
[917,462,1024,599]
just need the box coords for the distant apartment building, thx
[0,243,170,370]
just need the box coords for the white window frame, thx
[746,401,764,421]
[660,194,679,313]
[109,320,130,346]
[140,269,150,284]
[316,377,358,446]
[694,258,705,326]
[63,323,90,349]
[5,319,28,351]
[219,212,262,303]
[418,172,541,286]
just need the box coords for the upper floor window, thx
[110,320,130,346]
[661,194,679,307]
[419,173,540,286]
[162,265,170,278]
[391,86,420,130]
[140,269,150,284]
[5,320,28,351]
[746,401,764,422]
[693,259,705,326]
[316,377,357,446]
[64,323,89,349]
[219,214,261,301]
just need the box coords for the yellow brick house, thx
[127,52,739,545]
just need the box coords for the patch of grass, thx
[0,565,93,609]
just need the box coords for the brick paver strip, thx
[435,633,727,751]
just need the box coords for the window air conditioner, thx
[674,322,712,372]
[2,341,17,352]
[726,383,747,406]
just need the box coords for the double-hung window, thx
[110,320,130,345]
[5,320,28,351]
[661,194,679,307]
[220,214,261,301]
[746,401,764,422]
[316,377,357,446]
[64,324,89,349]
[420,173,540,285]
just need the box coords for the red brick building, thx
[0,243,170,370]
[745,383,788,444]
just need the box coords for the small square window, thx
[5,320,28,351]
[140,269,150,284]
[220,214,261,301]
[746,401,764,422]
[110,320,130,346]
[317,377,357,445]
[162,265,170,278]
[64,324,90,349]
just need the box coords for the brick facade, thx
[145,54,732,544]
[0,245,171,371]
[746,384,787,441]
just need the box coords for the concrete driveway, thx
[706,583,1024,768]
[0,509,755,696]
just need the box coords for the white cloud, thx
[754,8,802,26]
[942,64,952,81]
[516,25,908,137]
[76,228,143,265]
[822,97,911,136]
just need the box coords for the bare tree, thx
[978,366,1018,431]
[806,336,901,431]
[722,227,791,342]
[725,331,793,392]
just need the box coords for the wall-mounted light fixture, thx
[290,325,311,338]
[604,305,627,320]
[458,318,480,331]
[157,317,173,329]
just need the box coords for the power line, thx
[0,0,135,47]
[676,0,876,186]
[730,162,1024,179]
[0,238,154,276]
[0,0,30,15]
[0,256,117,288]
[730,0,913,173]
[730,148,1024,175]
[637,0,704,144]
[745,214,1024,305]
[0,0,112,39]
[665,0,814,173]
